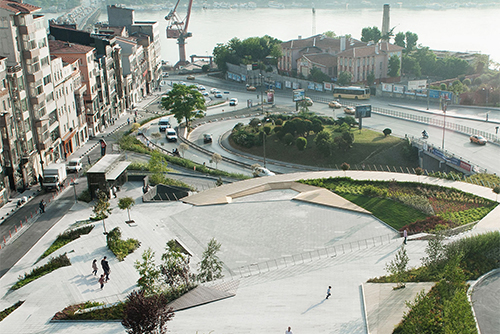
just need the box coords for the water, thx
[46,7,500,66]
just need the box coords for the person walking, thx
[98,274,106,289]
[39,200,46,213]
[403,229,408,245]
[285,326,293,334]
[92,259,98,275]
[112,186,117,198]
[326,286,331,299]
[101,256,110,281]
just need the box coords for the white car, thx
[253,167,276,177]
[166,129,178,142]
[202,91,209,96]
[210,88,218,94]
[214,92,223,98]
[66,158,82,173]
[229,98,238,106]
[198,85,206,91]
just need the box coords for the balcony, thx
[23,48,40,60]
[18,24,35,36]
[30,93,45,106]
[26,71,43,83]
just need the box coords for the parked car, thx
[246,85,257,91]
[166,129,178,142]
[253,167,276,177]
[187,75,195,80]
[203,133,213,143]
[229,98,238,106]
[66,158,82,173]
[344,106,355,115]
[210,88,218,94]
[202,91,209,96]
[470,134,487,145]
[198,85,206,91]
[329,100,342,108]
[214,92,223,98]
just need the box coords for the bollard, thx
[9,231,11,238]
[15,226,17,233]
[31,212,33,218]
[25,217,27,223]
[20,221,23,228]
[3,236,6,244]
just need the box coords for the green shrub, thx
[40,225,94,260]
[383,128,392,136]
[106,227,141,261]
[295,137,307,150]
[283,133,294,145]
[0,301,24,321]
[78,189,92,203]
[52,301,125,321]
[12,253,71,290]
[362,185,387,197]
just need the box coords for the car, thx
[162,72,169,78]
[202,91,209,96]
[198,85,206,91]
[203,133,213,143]
[329,100,342,108]
[214,92,223,98]
[186,75,195,80]
[304,97,313,106]
[210,88,218,94]
[470,134,487,145]
[344,106,355,115]
[166,129,178,142]
[158,117,171,131]
[246,85,257,91]
[66,158,82,173]
[229,98,238,106]
[253,167,276,177]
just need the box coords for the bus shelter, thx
[86,154,130,199]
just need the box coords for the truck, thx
[43,163,67,191]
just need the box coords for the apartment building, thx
[0,0,57,190]
[49,40,101,137]
[0,56,12,203]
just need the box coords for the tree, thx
[122,290,175,334]
[405,31,418,53]
[283,133,294,146]
[134,248,161,296]
[337,71,353,86]
[161,83,206,129]
[385,245,409,289]
[295,137,307,151]
[366,71,376,85]
[421,233,445,277]
[323,30,337,38]
[211,153,222,169]
[394,32,406,48]
[178,143,188,158]
[93,190,111,233]
[197,238,224,283]
[335,131,354,151]
[361,26,381,43]
[314,130,332,157]
[118,197,135,223]
[402,54,421,77]
[383,128,392,137]
[388,55,401,77]
[340,162,350,176]
[201,64,210,73]
[309,67,330,83]
[160,242,193,292]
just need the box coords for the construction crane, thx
[165,0,194,68]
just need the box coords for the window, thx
[18,77,25,90]
[43,75,51,85]
[40,56,49,66]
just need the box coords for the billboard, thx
[324,82,333,91]
[293,89,305,102]
[308,82,315,90]
[429,89,453,100]
[408,80,427,91]
[292,82,300,89]
[285,81,292,89]
[267,90,274,104]
[355,105,372,118]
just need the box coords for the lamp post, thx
[442,100,447,151]
[70,181,78,203]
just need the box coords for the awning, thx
[61,129,77,144]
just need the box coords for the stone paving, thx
[0,172,498,334]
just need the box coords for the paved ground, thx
[0,172,498,334]
[471,270,500,334]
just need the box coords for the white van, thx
[166,129,178,142]
[158,117,171,132]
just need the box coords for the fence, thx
[226,233,397,280]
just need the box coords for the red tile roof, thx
[49,40,95,54]
[0,0,40,14]
[301,53,337,67]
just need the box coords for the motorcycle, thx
[422,131,429,139]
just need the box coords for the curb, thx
[360,283,371,334]
[467,268,500,334]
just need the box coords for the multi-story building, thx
[49,40,101,137]
[0,0,57,189]
[0,56,12,203]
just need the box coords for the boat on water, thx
[268,1,285,9]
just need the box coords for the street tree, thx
[161,83,206,129]
[340,162,350,176]
[211,153,222,169]
[366,71,376,85]
[160,241,194,292]
[388,55,401,77]
[134,248,161,296]
[118,196,135,223]
[93,190,111,233]
[337,71,352,86]
[386,245,409,289]
[197,238,225,283]
[323,30,337,38]
[314,130,332,157]
[122,290,174,334]
[394,32,406,48]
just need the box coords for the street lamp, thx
[442,100,447,151]
[70,181,78,203]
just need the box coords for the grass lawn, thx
[230,127,417,168]
[341,193,429,230]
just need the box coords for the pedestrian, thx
[326,286,331,299]
[87,155,91,165]
[112,186,117,198]
[135,110,137,117]
[403,229,408,245]
[98,274,106,289]
[39,200,45,213]
[285,326,293,334]
[92,259,98,276]
[134,117,137,123]
[127,117,130,125]
[101,256,110,281]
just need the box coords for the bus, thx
[333,86,370,100]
